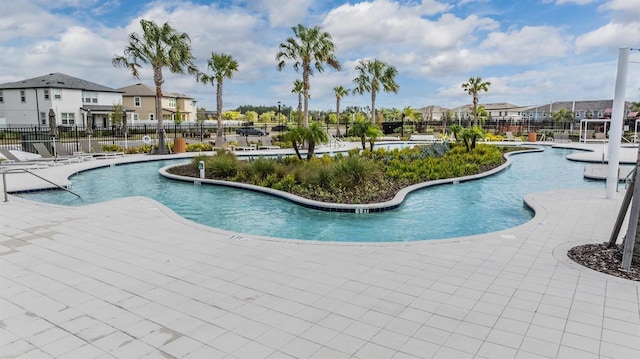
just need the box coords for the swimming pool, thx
[19,147,602,242]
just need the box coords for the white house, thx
[0,73,125,128]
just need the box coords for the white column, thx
[606,48,630,199]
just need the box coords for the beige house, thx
[119,83,196,124]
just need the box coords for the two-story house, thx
[0,73,125,128]
[118,83,196,124]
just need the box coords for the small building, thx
[0,73,125,128]
[118,83,197,124]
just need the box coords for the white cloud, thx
[555,0,597,4]
[575,0,640,52]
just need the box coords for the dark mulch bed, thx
[567,243,640,281]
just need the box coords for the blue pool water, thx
[19,147,602,242]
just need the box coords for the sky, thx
[1,0,639,113]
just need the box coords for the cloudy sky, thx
[1,0,639,112]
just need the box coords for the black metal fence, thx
[0,124,253,154]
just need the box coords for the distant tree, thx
[197,52,239,146]
[333,85,349,137]
[112,19,197,154]
[476,105,489,125]
[245,111,258,123]
[353,59,399,123]
[110,102,123,126]
[551,108,575,130]
[277,24,341,127]
[174,102,184,125]
[462,76,491,127]
[196,107,207,126]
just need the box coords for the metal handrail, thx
[2,168,81,202]
[625,167,636,189]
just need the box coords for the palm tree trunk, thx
[216,80,223,146]
[297,94,302,126]
[470,96,478,127]
[370,92,376,123]
[307,142,315,161]
[303,67,310,127]
[153,67,166,154]
[336,99,341,137]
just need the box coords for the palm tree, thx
[112,19,197,154]
[460,126,485,151]
[277,24,341,127]
[352,59,399,123]
[352,119,374,150]
[551,108,575,130]
[366,125,383,151]
[333,85,349,137]
[461,76,491,128]
[197,52,239,146]
[284,127,304,160]
[292,79,304,126]
[301,122,329,160]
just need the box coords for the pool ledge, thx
[159,148,543,213]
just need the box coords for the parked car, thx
[272,124,290,132]
[236,127,268,136]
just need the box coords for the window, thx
[82,91,98,103]
[61,112,75,125]
[168,98,176,108]
[134,97,141,107]
[20,90,26,103]
[149,113,154,121]
[132,113,139,121]
[44,89,49,100]
[40,112,46,125]
[0,90,3,103]
[53,89,62,100]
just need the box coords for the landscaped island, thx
[167,143,517,204]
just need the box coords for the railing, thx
[2,168,82,202]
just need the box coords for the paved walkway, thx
[1,144,639,358]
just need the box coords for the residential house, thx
[119,83,197,124]
[0,73,125,128]
[523,100,632,122]
[448,103,528,124]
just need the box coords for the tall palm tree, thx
[197,52,239,146]
[112,19,197,154]
[352,59,399,123]
[333,85,349,137]
[292,79,304,126]
[277,24,341,127]
[462,76,491,128]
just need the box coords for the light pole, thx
[277,101,281,127]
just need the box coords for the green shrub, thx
[186,143,213,152]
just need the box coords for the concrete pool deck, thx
[1,143,639,359]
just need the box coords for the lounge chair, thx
[90,142,124,157]
[0,148,50,169]
[54,142,94,161]
[33,143,82,164]
[78,140,122,158]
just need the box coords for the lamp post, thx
[277,101,281,127]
